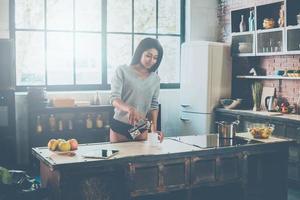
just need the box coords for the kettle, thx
[265,96,277,112]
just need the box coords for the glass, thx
[16,31,45,85]
[47,0,73,30]
[134,0,156,33]
[75,33,102,84]
[257,31,282,53]
[158,0,181,34]
[107,0,132,32]
[75,0,101,31]
[107,34,132,84]
[157,36,180,83]
[47,32,74,85]
[15,0,44,29]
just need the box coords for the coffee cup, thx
[147,132,160,146]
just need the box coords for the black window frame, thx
[11,0,185,92]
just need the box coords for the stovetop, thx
[171,134,262,149]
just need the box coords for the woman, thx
[110,38,164,143]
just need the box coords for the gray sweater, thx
[110,65,160,124]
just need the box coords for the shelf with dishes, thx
[236,75,300,80]
[230,0,300,56]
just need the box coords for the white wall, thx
[0,0,9,38]
[185,0,218,42]
[9,0,219,164]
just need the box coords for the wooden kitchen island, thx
[32,133,293,200]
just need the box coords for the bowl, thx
[220,98,242,109]
[238,43,252,53]
[248,123,274,139]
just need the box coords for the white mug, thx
[147,132,159,146]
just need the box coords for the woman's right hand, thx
[127,107,143,125]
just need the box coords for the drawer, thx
[217,155,243,182]
[288,162,300,181]
[286,124,300,143]
[191,153,244,186]
[127,158,189,197]
[289,144,300,162]
[191,157,216,185]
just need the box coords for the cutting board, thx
[260,87,275,110]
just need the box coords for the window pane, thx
[47,0,73,30]
[47,32,74,85]
[75,33,101,84]
[107,34,132,84]
[158,0,181,34]
[107,0,132,32]
[157,36,180,83]
[134,0,156,33]
[75,0,101,31]
[16,31,45,85]
[15,0,44,29]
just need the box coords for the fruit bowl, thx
[220,98,242,109]
[248,123,274,139]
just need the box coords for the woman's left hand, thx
[156,131,164,143]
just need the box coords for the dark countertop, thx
[215,108,300,124]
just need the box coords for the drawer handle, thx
[180,117,190,122]
[181,104,190,107]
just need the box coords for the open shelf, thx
[231,7,255,33]
[229,1,300,56]
[236,75,300,80]
[286,0,300,26]
[256,1,284,30]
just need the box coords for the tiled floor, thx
[288,188,300,200]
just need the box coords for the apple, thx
[58,141,71,152]
[68,139,78,150]
[47,139,59,151]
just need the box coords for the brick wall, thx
[219,0,300,105]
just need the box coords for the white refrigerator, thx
[180,41,232,135]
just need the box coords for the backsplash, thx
[219,0,300,106]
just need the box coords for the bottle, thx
[248,10,255,31]
[49,114,56,132]
[86,114,93,129]
[296,91,300,114]
[96,114,103,128]
[68,119,73,130]
[239,15,246,32]
[58,119,63,132]
[95,92,101,105]
[36,115,43,133]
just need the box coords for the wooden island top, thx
[32,133,293,200]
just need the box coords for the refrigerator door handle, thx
[180,117,191,122]
[180,104,190,107]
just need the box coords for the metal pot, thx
[216,120,239,139]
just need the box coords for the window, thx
[14,0,184,90]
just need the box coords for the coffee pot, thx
[265,96,277,112]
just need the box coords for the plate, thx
[52,150,77,156]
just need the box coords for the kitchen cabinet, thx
[231,0,300,56]
[215,108,300,186]
[32,136,291,200]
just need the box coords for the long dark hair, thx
[130,38,163,72]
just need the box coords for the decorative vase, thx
[252,103,261,111]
